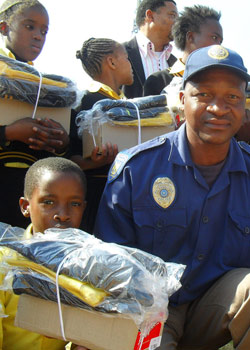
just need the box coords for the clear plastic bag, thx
[0,55,80,108]
[0,222,185,337]
[76,94,175,139]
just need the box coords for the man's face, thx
[182,68,246,147]
[152,1,178,42]
[191,19,223,50]
[20,171,86,233]
[5,5,49,61]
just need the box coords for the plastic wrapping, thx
[76,94,175,139]
[0,55,80,108]
[0,223,185,337]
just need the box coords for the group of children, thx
[0,0,135,349]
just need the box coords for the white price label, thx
[149,336,162,350]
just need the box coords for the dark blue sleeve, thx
[94,166,137,247]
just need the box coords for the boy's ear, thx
[19,197,30,218]
[186,31,194,44]
[0,21,9,36]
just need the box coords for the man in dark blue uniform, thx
[95,45,250,350]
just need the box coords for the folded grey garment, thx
[0,55,77,107]
[91,94,167,112]
[12,270,144,314]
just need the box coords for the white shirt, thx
[136,31,173,79]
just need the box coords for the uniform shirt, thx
[95,124,250,305]
[136,32,173,79]
[0,224,67,350]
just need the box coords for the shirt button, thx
[197,254,205,261]
[156,219,164,229]
[244,227,250,235]
[202,216,209,224]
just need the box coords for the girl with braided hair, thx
[70,37,133,234]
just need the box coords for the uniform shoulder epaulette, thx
[108,135,168,183]
[238,141,250,155]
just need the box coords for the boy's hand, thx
[29,118,69,153]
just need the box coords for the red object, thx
[134,322,163,350]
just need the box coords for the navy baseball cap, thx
[182,45,250,88]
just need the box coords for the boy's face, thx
[20,170,86,234]
[4,5,49,61]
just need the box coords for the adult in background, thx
[95,45,250,349]
[123,0,178,98]
[143,5,223,96]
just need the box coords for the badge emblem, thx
[152,177,175,209]
[208,45,229,60]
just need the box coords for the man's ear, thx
[19,197,31,218]
[145,9,154,23]
[0,21,9,36]
[179,91,185,114]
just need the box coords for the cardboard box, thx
[82,120,175,158]
[0,98,71,132]
[15,295,163,350]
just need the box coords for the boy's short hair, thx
[136,0,176,28]
[24,157,87,199]
[172,5,221,51]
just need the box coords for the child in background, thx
[70,37,134,233]
[0,157,87,350]
[0,0,69,228]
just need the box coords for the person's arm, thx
[4,117,69,153]
[71,143,118,171]
[94,165,136,246]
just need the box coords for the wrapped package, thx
[0,222,185,337]
[76,94,176,139]
[0,55,79,108]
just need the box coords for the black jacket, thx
[122,37,176,98]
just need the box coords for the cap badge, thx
[208,46,229,60]
[152,177,175,209]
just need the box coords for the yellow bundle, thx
[5,254,109,307]
[0,61,67,88]
[113,112,174,127]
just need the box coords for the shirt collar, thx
[168,58,185,76]
[136,31,173,58]
[169,123,248,174]
[0,46,34,65]
[24,223,34,239]
[88,80,125,100]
